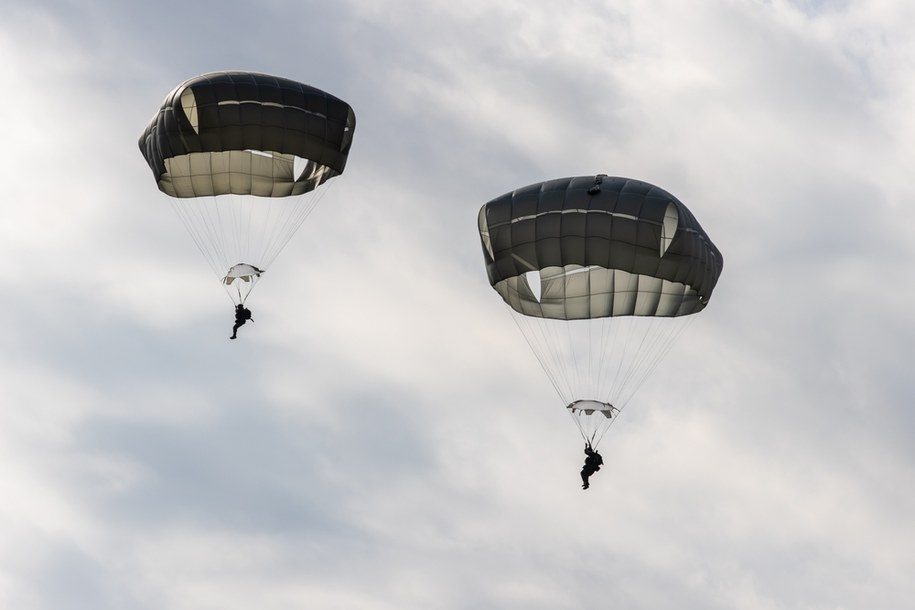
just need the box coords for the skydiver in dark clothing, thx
[230,304,252,340]
[580,444,603,490]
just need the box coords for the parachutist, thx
[580,444,603,490]
[139,72,355,338]
[230,304,253,340]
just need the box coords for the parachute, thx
[138,71,355,305]
[478,175,723,447]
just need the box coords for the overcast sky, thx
[3,1,915,608]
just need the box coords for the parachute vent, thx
[661,202,679,257]
[524,270,542,302]
[180,88,199,134]
[293,156,309,182]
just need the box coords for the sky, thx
[2,0,915,608]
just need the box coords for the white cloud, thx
[3,1,915,608]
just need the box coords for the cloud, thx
[4,1,915,609]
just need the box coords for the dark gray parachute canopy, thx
[138,71,356,198]
[478,175,723,320]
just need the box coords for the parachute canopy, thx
[478,175,723,446]
[138,71,355,305]
[479,175,722,320]
[139,71,355,198]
